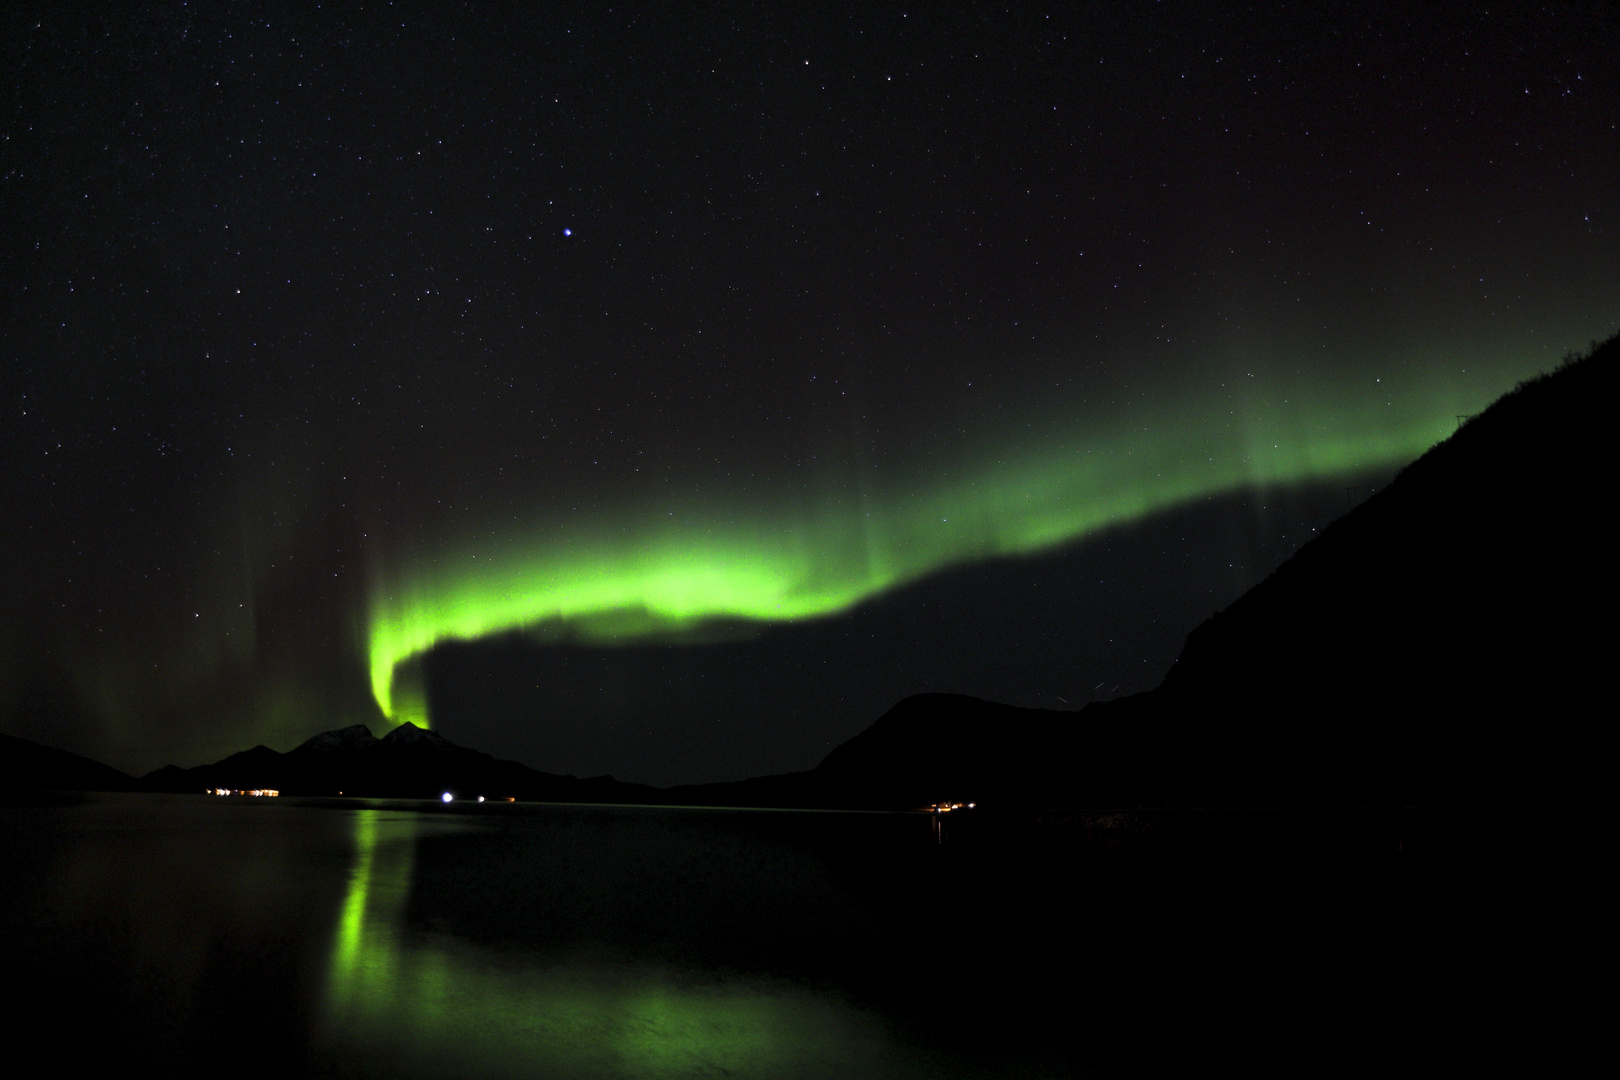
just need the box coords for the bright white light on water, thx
[441,792,453,803]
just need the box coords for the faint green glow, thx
[320,809,920,1079]
[364,364,1520,724]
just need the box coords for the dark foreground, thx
[0,792,1607,1079]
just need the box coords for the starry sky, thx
[3,1,1616,784]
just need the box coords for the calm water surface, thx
[0,793,1598,1078]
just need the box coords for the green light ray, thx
[364,360,1526,724]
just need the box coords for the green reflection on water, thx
[320,808,930,1080]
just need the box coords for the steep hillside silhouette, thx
[804,336,1616,808]
[1145,337,1613,804]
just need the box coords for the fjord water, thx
[0,794,1596,1078]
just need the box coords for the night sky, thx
[4,2,1616,784]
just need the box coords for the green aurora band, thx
[363,359,1528,727]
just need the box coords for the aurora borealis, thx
[365,364,1486,726]
[4,2,1617,782]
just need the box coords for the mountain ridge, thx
[130,719,661,802]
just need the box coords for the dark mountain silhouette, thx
[138,721,659,802]
[656,691,1157,810]
[0,732,136,794]
[659,694,1108,809]
[1139,335,1613,806]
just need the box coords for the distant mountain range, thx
[4,335,1612,809]
[135,720,661,802]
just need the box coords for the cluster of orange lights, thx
[209,788,280,797]
[928,801,974,812]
